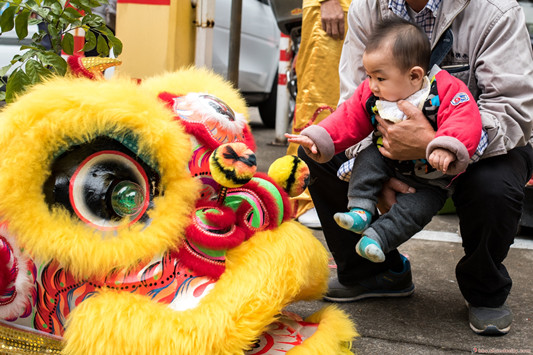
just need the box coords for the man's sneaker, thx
[297,208,321,229]
[324,254,414,302]
[467,302,513,335]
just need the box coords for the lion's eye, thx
[199,94,236,121]
[43,136,160,230]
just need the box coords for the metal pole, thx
[227,0,242,87]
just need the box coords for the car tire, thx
[257,71,277,128]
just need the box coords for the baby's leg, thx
[335,145,392,234]
[362,180,448,261]
[355,235,386,262]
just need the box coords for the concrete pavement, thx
[248,108,533,355]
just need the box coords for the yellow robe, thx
[289,0,350,216]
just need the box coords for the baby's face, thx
[363,48,420,102]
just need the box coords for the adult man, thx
[288,0,350,227]
[299,0,533,335]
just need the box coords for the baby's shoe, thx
[355,236,385,263]
[334,208,371,234]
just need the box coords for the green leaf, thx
[11,54,23,63]
[108,35,122,56]
[0,64,12,78]
[28,17,41,25]
[26,0,40,7]
[37,51,67,75]
[15,9,30,39]
[82,14,104,27]
[69,2,92,13]
[87,0,102,8]
[0,91,6,102]
[95,24,112,36]
[61,32,74,54]
[26,58,52,84]
[63,7,82,19]
[20,49,37,61]
[49,2,62,16]
[82,29,96,51]
[0,5,18,33]
[78,0,93,7]
[47,23,60,49]
[96,33,109,56]
[33,7,51,20]
[5,69,31,103]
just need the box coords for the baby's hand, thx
[428,148,456,174]
[285,133,318,155]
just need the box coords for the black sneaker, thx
[467,302,513,335]
[324,254,415,302]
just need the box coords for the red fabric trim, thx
[0,237,14,294]
[254,172,292,223]
[186,223,245,250]
[158,91,179,110]
[233,176,286,233]
[241,124,256,152]
[198,200,236,228]
[177,243,225,279]
[234,201,255,240]
[67,55,95,79]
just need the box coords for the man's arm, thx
[471,5,533,155]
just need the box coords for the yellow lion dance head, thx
[0,66,356,354]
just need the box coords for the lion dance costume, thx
[0,61,357,354]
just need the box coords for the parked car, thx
[213,0,280,128]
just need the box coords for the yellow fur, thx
[0,68,358,353]
[63,221,346,354]
[0,76,200,278]
[288,306,359,354]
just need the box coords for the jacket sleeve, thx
[300,81,375,163]
[471,5,533,156]
[426,72,482,175]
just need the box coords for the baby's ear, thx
[409,66,425,83]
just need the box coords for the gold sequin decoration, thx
[0,321,63,354]
[81,57,122,76]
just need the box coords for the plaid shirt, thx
[388,0,442,41]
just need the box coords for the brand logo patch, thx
[451,92,470,106]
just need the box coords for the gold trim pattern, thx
[0,321,62,354]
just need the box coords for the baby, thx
[287,18,485,263]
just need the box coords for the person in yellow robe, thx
[289,0,351,227]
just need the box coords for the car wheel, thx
[257,71,277,128]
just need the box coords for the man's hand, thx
[428,148,456,174]
[375,100,435,160]
[320,0,345,40]
[285,133,318,154]
[377,177,416,213]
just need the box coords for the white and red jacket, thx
[300,68,482,176]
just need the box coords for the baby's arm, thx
[428,148,456,174]
[285,133,318,155]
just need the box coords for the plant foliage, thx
[0,0,122,102]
